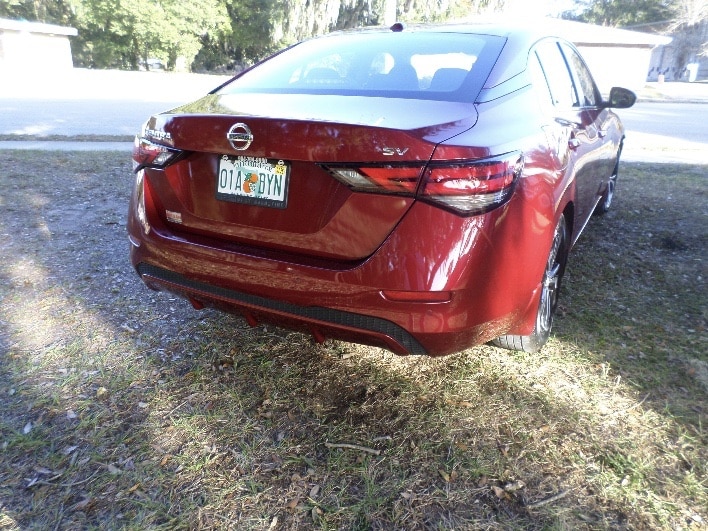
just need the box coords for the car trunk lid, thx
[142,93,477,261]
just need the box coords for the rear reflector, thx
[381,290,451,303]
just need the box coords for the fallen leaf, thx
[286,498,299,510]
[438,469,450,482]
[23,422,32,434]
[492,486,506,499]
[309,485,320,498]
[160,455,172,467]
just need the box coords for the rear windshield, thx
[217,31,505,103]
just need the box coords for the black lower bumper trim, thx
[136,263,427,355]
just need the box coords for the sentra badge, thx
[145,129,172,142]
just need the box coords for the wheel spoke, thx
[538,224,564,333]
[604,172,617,209]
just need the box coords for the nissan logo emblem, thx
[227,123,253,151]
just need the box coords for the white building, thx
[0,18,77,72]
[515,18,671,94]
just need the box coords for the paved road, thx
[618,102,708,163]
[1,69,706,163]
[618,102,708,145]
[0,68,230,137]
[1,98,185,137]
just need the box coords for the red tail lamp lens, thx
[421,153,523,215]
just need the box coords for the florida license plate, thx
[216,155,290,209]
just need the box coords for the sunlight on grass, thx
[0,153,705,529]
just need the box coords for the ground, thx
[0,151,705,529]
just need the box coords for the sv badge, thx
[382,147,410,156]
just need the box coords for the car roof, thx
[324,20,558,46]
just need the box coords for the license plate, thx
[216,155,290,209]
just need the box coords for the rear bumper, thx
[128,192,546,356]
[136,262,427,355]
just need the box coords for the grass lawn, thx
[0,151,705,529]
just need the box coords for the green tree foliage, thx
[69,0,229,70]
[0,0,75,24]
[194,0,485,72]
[567,0,674,26]
[15,0,698,73]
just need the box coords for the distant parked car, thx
[128,22,635,356]
[139,58,165,71]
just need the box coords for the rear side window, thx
[218,31,505,102]
[529,50,554,109]
[534,39,578,108]
[559,42,600,107]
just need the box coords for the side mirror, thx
[603,87,636,109]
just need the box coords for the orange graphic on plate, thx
[243,173,259,193]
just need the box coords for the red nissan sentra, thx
[128,22,635,356]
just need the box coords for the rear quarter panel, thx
[433,85,568,337]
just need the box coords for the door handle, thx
[555,117,582,128]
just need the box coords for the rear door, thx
[534,39,608,231]
[559,41,617,209]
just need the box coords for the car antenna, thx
[390,22,405,32]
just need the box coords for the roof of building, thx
[0,17,77,37]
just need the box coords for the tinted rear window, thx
[218,31,505,103]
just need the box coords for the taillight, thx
[132,136,182,171]
[325,152,522,216]
[420,152,523,215]
[325,165,423,194]
[134,169,150,234]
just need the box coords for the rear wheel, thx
[492,214,568,353]
[595,156,620,216]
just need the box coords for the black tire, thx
[492,214,569,353]
[595,156,620,216]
